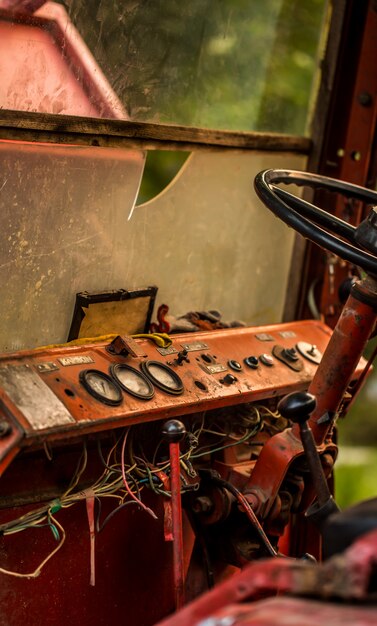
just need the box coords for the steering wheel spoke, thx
[272,186,356,241]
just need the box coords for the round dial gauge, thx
[140,360,184,395]
[79,369,123,406]
[110,364,154,400]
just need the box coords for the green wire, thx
[191,425,261,459]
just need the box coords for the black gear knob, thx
[161,419,186,443]
[278,391,316,424]
[278,391,339,528]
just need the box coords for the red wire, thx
[121,429,158,520]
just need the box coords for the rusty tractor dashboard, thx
[0,319,363,476]
[0,318,368,626]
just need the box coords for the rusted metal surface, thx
[0,412,23,477]
[0,364,75,430]
[0,318,369,625]
[0,491,177,626]
[306,281,377,444]
[158,558,297,626]
[297,1,377,327]
[182,598,377,626]
[157,530,377,626]
[108,335,148,358]
[0,0,46,11]
[168,437,186,609]
[246,277,376,518]
[244,426,337,519]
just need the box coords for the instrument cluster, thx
[0,320,365,476]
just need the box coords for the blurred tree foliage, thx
[62,0,326,135]
[136,150,189,204]
[60,0,326,200]
[338,337,377,446]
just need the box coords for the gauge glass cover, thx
[141,361,184,395]
[111,364,154,400]
[80,369,123,406]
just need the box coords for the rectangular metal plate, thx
[36,362,59,373]
[279,331,296,338]
[58,355,94,366]
[180,341,209,352]
[201,363,228,375]
[156,346,178,356]
[255,333,274,341]
[0,365,75,430]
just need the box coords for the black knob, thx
[161,419,186,443]
[282,347,299,362]
[228,359,242,371]
[279,392,340,522]
[244,356,259,369]
[278,391,316,424]
[176,349,189,365]
[221,373,237,385]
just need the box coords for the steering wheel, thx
[254,169,377,275]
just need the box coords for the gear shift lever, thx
[278,391,340,529]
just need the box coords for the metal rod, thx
[169,440,185,610]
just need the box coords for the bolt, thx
[244,491,262,514]
[0,420,12,438]
[192,496,214,514]
[351,151,362,162]
[358,92,372,107]
[321,453,335,470]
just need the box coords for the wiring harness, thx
[0,402,284,579]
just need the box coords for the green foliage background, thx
[335,338,377,508]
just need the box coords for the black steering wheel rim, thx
[254,169,377,275]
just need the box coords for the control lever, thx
[162,419,186,609]
[278,391,340,530]
[176,349,189,365]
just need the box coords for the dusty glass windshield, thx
[1,0,327,134]
[62,0,327,133]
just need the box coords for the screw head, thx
[0,420,12,438]
[358,92,372,107]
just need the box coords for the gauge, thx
[110,364,154,400]
[140,360,184,395]
[296,341,323,364]
[79,369,123,406]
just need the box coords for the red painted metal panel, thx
[0,3,126,118]
[158,530,377,626]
